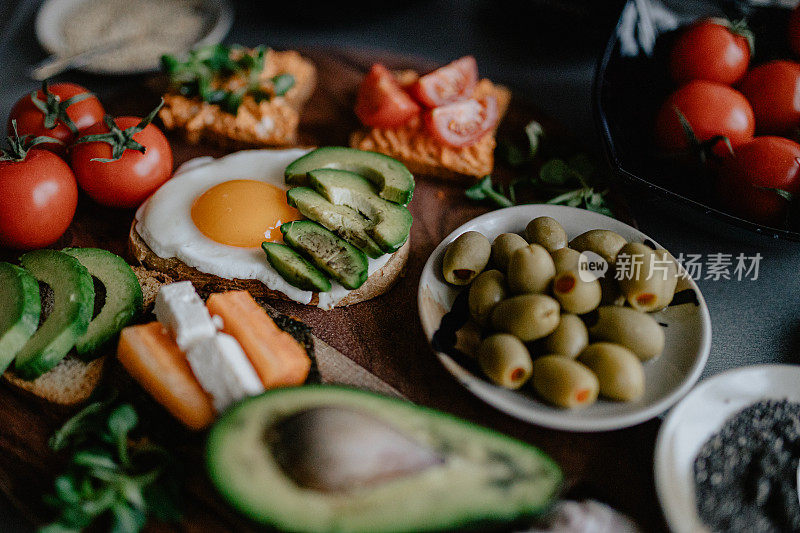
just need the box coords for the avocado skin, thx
[206,385,563,533]
[286,187,383,258]
[0,263,41,373]
[63,248,143,358]
[14,250,95,380]
[284,147,415,205]
[262,242,332,293]
[281,221,368,290]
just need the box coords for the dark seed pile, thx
[694,399,800,533]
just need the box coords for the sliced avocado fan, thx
[63,248,143,357]
[0,262,41,373]
[207,386,562,533]
[15,250,94,380]
[284,147,415,205]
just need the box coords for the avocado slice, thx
[62,248,143,357]
[0,263,41,373]
[308,169,412,253]
[281,221,368,290]
[207,386,562,533]
[262,242,332,292]
[285,147,415,205]
[15,250,95,379]
[286,188,383,258]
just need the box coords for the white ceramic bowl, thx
[35,0,234,75]
[418,205,712,432]
[655,364,800,533]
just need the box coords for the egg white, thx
[135,149,393,309]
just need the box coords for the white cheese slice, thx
[186,333,264,411]
[153,281,217,350]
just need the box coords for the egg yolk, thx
[191,179,302,247]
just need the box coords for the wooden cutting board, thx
[0,49,666,532]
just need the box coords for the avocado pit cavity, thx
[269,407,444,492]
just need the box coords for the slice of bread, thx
[158,49,317,149]
[128,223,410,307]
[2,267,175,406]
[350,78,512,181]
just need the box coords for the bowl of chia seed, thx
[655,365,800,533]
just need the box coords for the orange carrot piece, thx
[117,322,215,430]
[206,291,311,389]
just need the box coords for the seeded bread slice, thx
[2,267,173,406]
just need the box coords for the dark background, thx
[1,0,800,530]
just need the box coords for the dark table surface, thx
[1,0,799,531]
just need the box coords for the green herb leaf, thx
[272,73,295,97]
[524,120,544,159]
[465,176,514,208]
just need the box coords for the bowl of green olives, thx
[418,205,712,432]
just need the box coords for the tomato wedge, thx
[355,64,420,128]
[424,96,498,148]
[408,56,478,107]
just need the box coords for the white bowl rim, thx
[654,363,800,533]
[34,0,234,75]
[417,204,712,432]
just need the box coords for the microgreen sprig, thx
[467,120,615,217]
[40,392,181,533]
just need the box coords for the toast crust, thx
[3,356,106,406]
[128,223,410,308]
[159,49,317,149]
[350,78,512,181]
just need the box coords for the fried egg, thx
[135,149,393,309]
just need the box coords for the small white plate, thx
[417,205,712,432]
[35,0,234,76]
[655,364,800,533]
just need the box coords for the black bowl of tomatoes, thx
[595,0,800,241]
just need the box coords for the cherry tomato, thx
[424,96,498,148]
[7,83,104,154]
[654,80,755,155]
[0,149,77,249]
[739,60,800,136]
[408,56,478,108]
[716,136,800,226]
[70,116,173,209]
[669,19,752,86]
[355,64,420,128]
[789,5,800,56]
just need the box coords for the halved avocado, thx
[286,187,383,258]
[206,386,562,533]
[63,248,143,357]
[0,263,41,373]
[15,250,94,379]
[308,169,412,253]
[285,147,415,205]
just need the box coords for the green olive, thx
[551,270,602,315]
[477,334,533,389]
[491,294,560,342]
[655,248,684,299]
[578,343,644,402]
[454,320,483,358]
[525,216,568,252]
[542,314,589,359]
[507,244,556,294]
[551,247,582,273]
[491,233,528,271]
[570,229,627,264]
[442,231,491,285]
[586,305,665,361]
[531,355,599,409]
[615,243,677,312]
[468,270,507,326]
